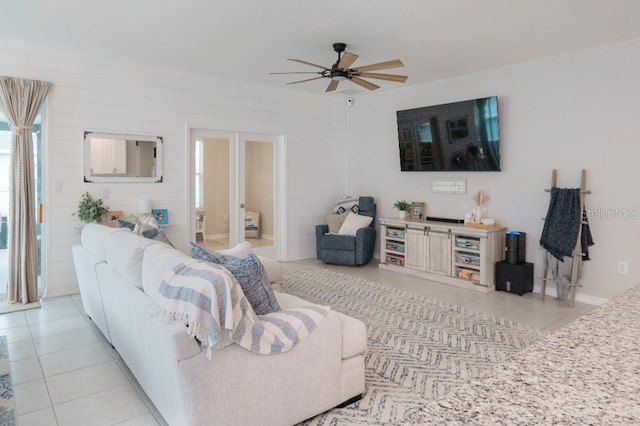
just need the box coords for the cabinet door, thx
[90,138,104,174]
[98,138,127,174]
[112,139,127,174]
[405,229,427,271]
[427,230,452,276]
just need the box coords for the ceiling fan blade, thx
[357,72,408,83]
[270,71,323,75]
[338,52,358,70]
[287,58,330,70]
[326,80,339,92]
[349,76,380,91]
[353,59,404,72]
[287,76,326,85]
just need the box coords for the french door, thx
[191,129,283,260]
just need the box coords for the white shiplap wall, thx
[1,44,348,297]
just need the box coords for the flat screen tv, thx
[396,96,501,171]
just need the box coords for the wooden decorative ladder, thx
[540,169,590,306]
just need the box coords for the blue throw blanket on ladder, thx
[540,187,594,261]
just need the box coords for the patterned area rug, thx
[279,266,547,425]
[0,336,15,425]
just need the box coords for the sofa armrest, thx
[355,226,376,264]
[316,224,329,259]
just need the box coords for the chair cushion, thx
[320,234,356,250]
[338,212,373,236]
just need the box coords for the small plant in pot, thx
[393,200,411,219]
[73,192,109,223]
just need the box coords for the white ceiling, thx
[4,0,640,95]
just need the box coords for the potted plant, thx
[73,192,109,223]
[393,200,411,219]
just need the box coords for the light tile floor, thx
[1,259,597,425]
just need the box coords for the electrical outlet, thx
[618,262,628,274]
[102,188,110,199]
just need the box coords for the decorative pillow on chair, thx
[190,243,280,315]
[338,212,373,236]
[326,214,347,233]
[333,195,360,215]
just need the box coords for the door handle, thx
[240,203,245,208]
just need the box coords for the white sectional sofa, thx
[72,224,366,426]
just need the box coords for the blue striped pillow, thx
[190,243,280,315]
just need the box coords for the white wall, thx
[1,43,348,297]
[349,39,640,303]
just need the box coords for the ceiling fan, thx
[271,42,408,92]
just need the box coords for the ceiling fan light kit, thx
[270,42,408,92]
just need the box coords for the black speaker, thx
[495,261,533,295]
[505,231,526,264]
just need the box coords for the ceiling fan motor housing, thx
[333,42,347,53]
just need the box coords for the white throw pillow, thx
[217,241,253,258]
[338,212,373,236]
[326,213,347,233]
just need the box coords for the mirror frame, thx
[83,131,164,183]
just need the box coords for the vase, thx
[473,208,482,223]
[399,211,407,219]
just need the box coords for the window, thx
[194,139,204,209]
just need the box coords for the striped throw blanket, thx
[152,262,329,356]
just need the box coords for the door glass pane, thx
[0,111,44,298]
[0,115,10,299]
[196,137,231,250]
[244,140,274,249]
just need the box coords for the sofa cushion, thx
[81,223,129,260]
[105,231,160,289]
[190,242,282,283]
[117,217,175,247]
[319,234,356,250]
[256,255,282,283]
[217,241,252,258]
[190,243,280,315]
[115,219,136,231]
[275,292,366,360]
[338,212,373,236]
[214,256,280,315]
[142,243,196,302]
[336,312,367,359]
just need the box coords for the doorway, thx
[191,129,284,260]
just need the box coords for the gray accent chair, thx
[316,196,376,266]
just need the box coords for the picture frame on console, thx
[105,210,124,227]
[152,209,169,225]
[410,202,426,221]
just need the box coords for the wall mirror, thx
[83,131,163,183]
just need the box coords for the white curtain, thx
[0,76,51,304]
